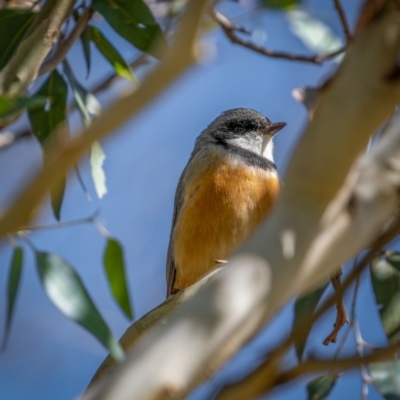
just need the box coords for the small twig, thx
[212,9,346,64]
[38,7,94,76]
[323,268,349,345]
[333,0,352,43]
[16,208,100,232]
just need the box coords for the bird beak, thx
[265,122,286,136]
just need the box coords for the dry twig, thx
[333,0,353,42]
[212,9,346,64]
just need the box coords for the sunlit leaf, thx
[103,238,133,319]
[293,283,328,360]
[371,258,400,343]
[2,247,24,351]
[307,374,338,400]
[0,95,46,119]
[35,252,124,362]
[89,26,136,83]
[0,10,35,71]
[262,0,300,9]
[287,10,344,62]
[28,70,68,220]
[92,0,166,56]
[370,360,400,400]
[90,141,107,199]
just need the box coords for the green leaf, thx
[92,0,166,56]
[81,26,92,78]
[0,95,47,119]
[0,10,35,71]
[2,247,24,351]
[89,26,136,83]
[262,0,300,9]
[371,258,400,343]
[35,252,124,362]
[287,10,344,62]
[293,283,328,360]
[62,62,102,127]
[90,141,107,199]
[307,374,338,400]
[370,360,400,400]
[103,238,133,319]
[28,70,68,220]
[385,251,400,272]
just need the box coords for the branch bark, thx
[0,0,76,95]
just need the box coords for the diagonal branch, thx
[38,7,94,76]
[333,0,352,42]
[0,0,76,95]
[212,9,346,64]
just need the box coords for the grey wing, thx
[166,169,187,297]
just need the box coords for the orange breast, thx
[172,157,280,291]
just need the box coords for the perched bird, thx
[166,108,286,296]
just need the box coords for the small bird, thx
[166,108,286,296]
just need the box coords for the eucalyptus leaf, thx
[90,141,107,199]
[74,11,92,77]
[371,258,400,343]
[293,283,328,360]
[28,70,68,220]
[0,10,35,71]
[2,247,24,351]
[307,374,338,400]
[287,10,344,62]
[385,251,400,272]
[262,0,300,9]
[89,26,136,83]
[370,360,400,400]
[0,95,46,120]
[103,238,133,319]
[92,0,166,56]
[35,252,124,361]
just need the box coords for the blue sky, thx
[0,1,389,399]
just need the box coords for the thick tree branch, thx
[213,9,346,64]
[38,7,94,76]
[0,0,76,95]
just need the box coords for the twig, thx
[323,268,349,345]
[38,7,95,76]
[212,9,346,64]
[333,0,352,42]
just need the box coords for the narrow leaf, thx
[370,360,400,400]
[2,247,24,351]
[293,283,328,360]
[307,374,338,400]
[287,10,344,62]
[92,0,166,56]
[73,11,92,77]
[371,258,400,343]
[89,26,136,83]
[0,10,35,71]
[0,95,46,119]
[28,70,68,220]
[262,0,300,9]
[90,141,107,199]
[35,252,124,361]
[103,238,133,319]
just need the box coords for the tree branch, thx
[333,0,352,42]
[38,7,94,76]
[213,9,346,64]
[0,0,76,95]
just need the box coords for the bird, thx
[166,108,286,296]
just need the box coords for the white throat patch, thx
[262,138,274,162]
